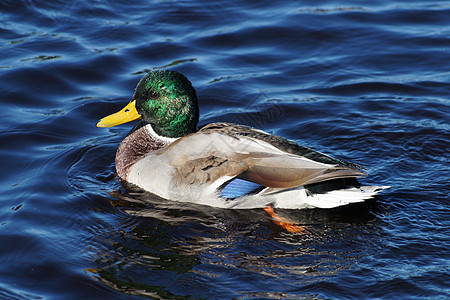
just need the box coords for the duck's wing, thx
[199,122,364,169]
[161,123,365,189]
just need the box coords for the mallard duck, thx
[97,70,387,209]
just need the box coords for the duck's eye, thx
[148,91,159,99]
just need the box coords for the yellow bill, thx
[96,100,142,127]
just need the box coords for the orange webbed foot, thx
[264,204,307,234]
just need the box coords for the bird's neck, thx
[115,123,178,180]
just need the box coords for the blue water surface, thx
[0,0,449,299]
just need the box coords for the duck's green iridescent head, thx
[97,70,199,138]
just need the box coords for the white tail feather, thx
[305,185,390,209]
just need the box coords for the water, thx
[1,0,449,298]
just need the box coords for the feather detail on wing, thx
[240,160,366,188]
[158,127,366,190]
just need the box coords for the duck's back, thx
[198,122,363,169]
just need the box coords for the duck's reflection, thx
[85,186,384,298]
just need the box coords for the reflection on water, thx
[84,187,383,298]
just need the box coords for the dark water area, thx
[1,0,449,299]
